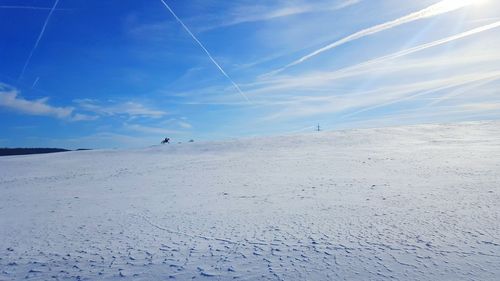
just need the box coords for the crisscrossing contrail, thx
[269,0,483,75]
[159,0,250,103]
[18,0,60,81]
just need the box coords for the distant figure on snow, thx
[161,137,170,144]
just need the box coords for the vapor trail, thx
[428,76,500,106]
[18,0,60,81]
[326,21,500,79]
[0,6,68,11]
[285,125,317,135]
[0,6,54,10]
[271,0,480,75]
[342,71,500,119]
[159,0,250,103]
[31,77,40,89]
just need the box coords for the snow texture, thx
[1,121,499,280]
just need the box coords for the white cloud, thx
[162,42,500,114]
[427,77,499,107]
[270,0,484,74]
[331,104,500,131]
[0,91,71,119]
[72,113,99,121]
[263,21,500,83]
[76,99,168,119]
[255,67,500,121]
[243,33,500,100]
[340,70,500,119]
[177,121,193,129]
[124,123,181,135]
[206,0,361,29]
[0,87,71,119]
[0,84,95,121]
[181,31,500,124]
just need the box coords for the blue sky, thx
[1,0,499,148]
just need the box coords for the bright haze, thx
[0,0,499,148]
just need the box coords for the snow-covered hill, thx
[1,121,500,280]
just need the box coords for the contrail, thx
[31,77,40,89]
[321,20,500,81]
[0,5,67,11]
[362,21,500,66]
[342,71,500,119]
[270,0,482,75]
[427,76,500,106]
[18,0,60,81]
[159,0,250,103]
[254,21,500,94]
[285,125,317,135]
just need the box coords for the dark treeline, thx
[0,148,72,156]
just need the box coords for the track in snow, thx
[1,121,499,280]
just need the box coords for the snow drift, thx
[1,121,499,280]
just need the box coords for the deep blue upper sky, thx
[1,0,499,148]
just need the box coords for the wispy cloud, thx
[427,76,500,107]
[324,20,500,77]
[160,118,194,129]
[0,84,95,121]
[124,123,182,135]
[18,0,60,81]
[76,99,168,119]
[72,113,98,121]
[341,70,500,119]
[177,120,192,129]
[270,0,482,75]
[257,71,500,122]
[0,91,71,119]
[160,43,500,112]
[208,0,361,29]
[248,21,500,98]
[332,103,500,131]
[210,31,500,122]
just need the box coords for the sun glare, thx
[428,0,490,17]
[438,0,488,10]
[449,0,489,8]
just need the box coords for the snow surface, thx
[1,121,500,280]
